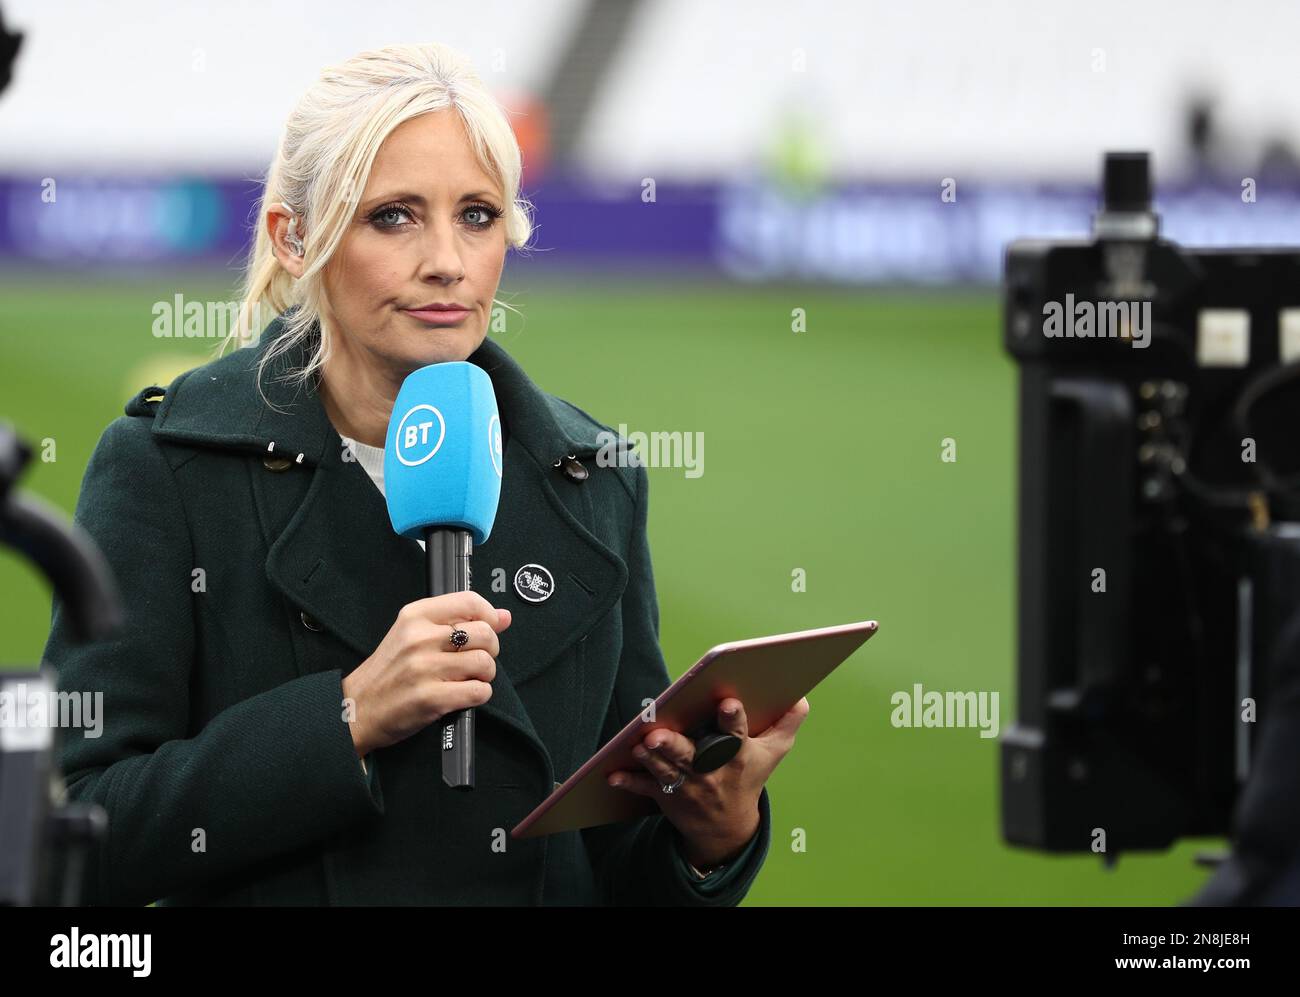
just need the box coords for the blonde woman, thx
[44,42,807,906]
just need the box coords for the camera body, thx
[1000,153,1300,854]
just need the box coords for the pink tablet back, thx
[511,619,879,839]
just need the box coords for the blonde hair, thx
[221,42,535,405]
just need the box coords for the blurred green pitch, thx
[0,273,1221,905]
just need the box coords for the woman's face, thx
[321,109,508,375]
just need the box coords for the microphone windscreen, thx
[383,361,503,545]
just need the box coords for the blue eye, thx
[369,204,413,229]
[463,203,503,230]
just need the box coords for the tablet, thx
[510,618,878,839]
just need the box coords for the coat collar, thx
[151,312,617,468]
[147,313,634,784]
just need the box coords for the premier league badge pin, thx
[513,563,555,603]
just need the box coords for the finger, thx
[438,647,496,683]
[632,739,687,783]
[441,620,499,657]
[755,697,811,742]
[640,728,696,771]
[436,678,493,715]
[607,769,667,798]
[717,698,749,738]
[414,591,504,630]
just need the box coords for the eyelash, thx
[367,201,503,231]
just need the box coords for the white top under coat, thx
[342,436,426,552]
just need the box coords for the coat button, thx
[558,455,588,482]
[300,611,322,632]
[263,454,294,472]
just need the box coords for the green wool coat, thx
[42,315,772,906]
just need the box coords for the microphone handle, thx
[425,526,475,790]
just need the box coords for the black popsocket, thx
[688,726,743,773]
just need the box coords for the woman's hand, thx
[342,591,512,757]
[606,697,810,869]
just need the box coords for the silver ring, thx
[660,771,687,794]
[448,628,469,650]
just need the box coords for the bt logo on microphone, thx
[394,404,446,466]
[489,414,503,477]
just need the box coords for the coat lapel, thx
[150,315,633,778]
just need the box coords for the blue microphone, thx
[384,361,504,790]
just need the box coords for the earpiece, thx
[285,216,305,257]
[278,201,305,257]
